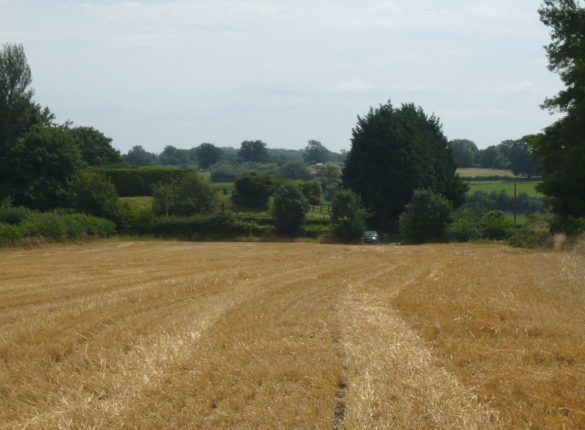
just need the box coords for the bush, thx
[447,219,481,242]
[399,189,453,244]
[275,162,312,180]
[210,163,245,183]
[550,215,585,237]
[298,180,323,205]
[272,184,310,237]
[0,223,23,245]
[331,189,367,243]
[481,211,514,240]
[21,212,116,240]
[129,213,274,239]
[509,226,550,249]
[233,172,275,209]
[68,170,122,220]
[0,205,34,225]
[98,167,194,197]
[152,173,218,216]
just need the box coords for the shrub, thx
[550,215,585,237]
[481,211,514,240]
[275,162,312,180]
[152,173,218,216]
[68,170,121,220]
[210,163,245,183]
[272,184,310,237]
[331,189,367,243]
[447,219,481,242]
[129,213,274,239]
[298,180,323,205]
[233,172,275,209]
[21,212,116,240]
[399,189,453,244]
[98,167,194,197]
[0,205,34,225]
[0,223,23,245]
[509,227,550,249]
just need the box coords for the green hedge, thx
[0,211,116,246]
[129,213,275,239]
[97,167,195,197]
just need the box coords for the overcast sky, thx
[1,0,562,152]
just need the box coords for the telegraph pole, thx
[513,177,517,226]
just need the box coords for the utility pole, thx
[513,177,517,226]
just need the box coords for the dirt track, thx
[0,241,583,429]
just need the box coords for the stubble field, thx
[1,241,584,429]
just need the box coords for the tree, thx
[152,172,217,216]
[529,0,585,217]
[0,125,84,210]
[478,145,511,169]
[272,184,309,237]
[0,44,54,192]
[331,189,368,243]
[342,102,466,232]
[238,140,269,163]
[0,43,34,151]
[302,140,329,164]
[68,170,121,220]
[448,139,479,168]
[195,143,223,169]
[276,162,312,180]
[233,172,275,208]
[159,145,190,165]
[399,189,453,244]
[498,139,539,177]
[67,126,124,166]
[125,145,158,166]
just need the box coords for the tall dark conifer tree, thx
[342,102,466,231]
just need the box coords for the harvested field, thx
[1,241,584,429]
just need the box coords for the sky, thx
[1,0,563,153]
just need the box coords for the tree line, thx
[448,138,540,177]
[125,139,345,168]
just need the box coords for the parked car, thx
[362,230,379,244]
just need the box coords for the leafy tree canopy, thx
[159,145,191,166]
[239,140,269,163]
[1,125,85,210]
[271,184,309,237]
[233,172,275,209]
[331,189,368,243]
[125,145,159,166]
[342,101,466,232]
[529,0,585,217]
[195,142,223,169]
[448,139,479,168]
[302,140,329,164]
[399,189,453,244]
[66,126,124,167]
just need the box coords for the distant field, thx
[1,242,584,428]
[457,168,515,178]
[466,180,542,196]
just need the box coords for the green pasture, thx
[465,180,542,197]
